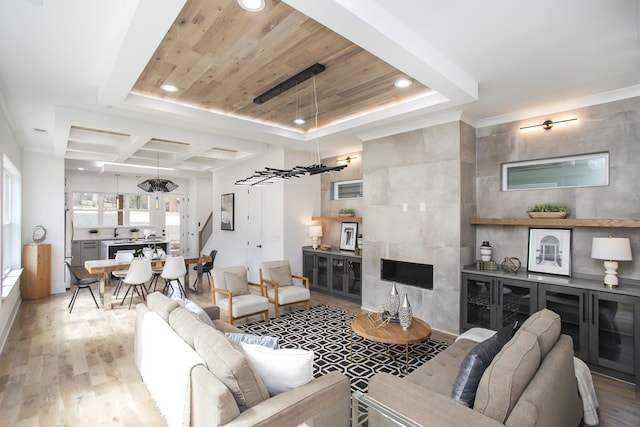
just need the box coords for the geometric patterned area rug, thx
[239,305,449,393]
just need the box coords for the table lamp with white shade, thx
[309,226,323,250]
[591,236,633,288]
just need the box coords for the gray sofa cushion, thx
[169,307,212,349]
[517,308,560,358]
[147,291,180,322]
[194,326,270,411]
[474,329,541,423]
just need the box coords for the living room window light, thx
[333,179,363,200]
[2,155,21,296]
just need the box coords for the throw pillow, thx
[224,270,250,296]
[240,342,314,396]
[451,322,516,406]
[269,265,293,287]
[171,295,214,327]
[225,332,279,349]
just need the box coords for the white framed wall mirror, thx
[501,152,609,191]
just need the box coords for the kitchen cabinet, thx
[70,240,99,267]
[302,247,361,303]
[462,267,640,384]
[71,241,82,266]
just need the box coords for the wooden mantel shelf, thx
[469,218,640,228]
[312,216,362,223]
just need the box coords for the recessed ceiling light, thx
[161,84,179,93]
[394,78,413,88]
[238,0,265,12]
[293,118,306,125]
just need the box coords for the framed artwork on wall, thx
[221,193,234,231]
[527,228,572,276]
[340,222,358,251]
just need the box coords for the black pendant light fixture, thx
[138,153,179,193]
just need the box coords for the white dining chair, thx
[112,251,134,299]
[161,256,187,298]
[120,258,152,309]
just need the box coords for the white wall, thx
[23,151,66,293]
[210,146,320,281]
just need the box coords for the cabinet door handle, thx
[591,294,595,325]
[582,292,587,323]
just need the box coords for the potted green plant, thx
[526,204,570,218]
[338,208,355,217]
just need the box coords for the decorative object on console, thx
[527,228,572,276]
[339,222,358,251]
[480,241,493,261]
[355,234,363,255]
[526,203,570,218]
[501,257,522,275]
[31,225,47,243]
[591,236,633,288]
[475,260,497,271]
[308,225,323,250]
[399,294,413,331]
[384,282,400,320]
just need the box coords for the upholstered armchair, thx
[211,265,269,324]
[259,260,310,318]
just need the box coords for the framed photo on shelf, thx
[339,222,358,251]
[221,193,234,231]
[527,228,572,276]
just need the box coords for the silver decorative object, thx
[399,293,413,331]
[385,282,400,316]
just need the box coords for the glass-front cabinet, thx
[463,266,640,385]
[461,273,537,331]
[302,248,361,303]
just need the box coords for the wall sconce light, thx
[337,156,358,164]
[519,118,577,130]
[308,226,323,250]
[591,236,633,288]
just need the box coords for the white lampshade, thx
[308,226,323,238]
[591,237,633,261]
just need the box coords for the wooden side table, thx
[22,243,51,300]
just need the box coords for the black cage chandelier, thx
[235,65,347,186]
[138,153,179,193]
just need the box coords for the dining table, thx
[84,253,212,310]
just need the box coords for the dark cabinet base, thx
[303,247,361,303]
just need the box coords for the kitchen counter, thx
[101,239,170,259]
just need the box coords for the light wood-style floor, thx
[0,277,638,426]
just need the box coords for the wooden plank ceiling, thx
[131,0,430,132]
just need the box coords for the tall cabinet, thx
[22,243,52,300]
[462,267,640,385]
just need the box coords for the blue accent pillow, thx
[451,322,517,406]
[225,332,279,349]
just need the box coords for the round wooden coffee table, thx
[350,313,432,373]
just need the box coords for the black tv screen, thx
[380,259,433,290]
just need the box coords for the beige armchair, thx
[259,260,310,318]
[211,265,269,324]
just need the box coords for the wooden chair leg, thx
[305,300,310,311]
[263,311,269,323]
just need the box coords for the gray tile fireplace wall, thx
[362,121,477,334]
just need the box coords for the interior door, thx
[247,188,264,282]
[164,194,184,255]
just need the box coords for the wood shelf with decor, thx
[469,218,640,228]
[312,216,362,223]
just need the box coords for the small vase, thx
[480,241,493,261]
[399,294,413,331]
[385,282,400,316]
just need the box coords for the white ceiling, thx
[0,0,638,178]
